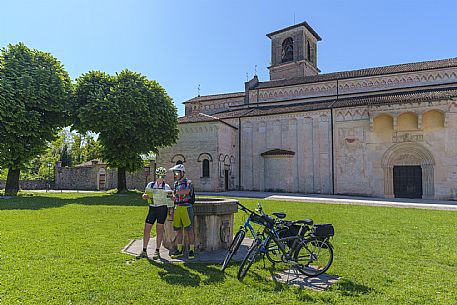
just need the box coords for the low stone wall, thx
[55,166,96,190]
[0,179,49,190]
[104,169,152,191]
[54,164,154,191]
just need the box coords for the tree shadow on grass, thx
[0,192,146,210]
[184,263,225,285]
[332,278,373,296]
[147,260,225,287]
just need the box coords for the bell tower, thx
[267,21,321,80]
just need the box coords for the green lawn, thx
[0,192,456,305]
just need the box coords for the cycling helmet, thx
[155,166,167,177]
[169,164,185,172]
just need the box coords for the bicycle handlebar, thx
[236,202,255,213]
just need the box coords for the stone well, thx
[163,198,238,252]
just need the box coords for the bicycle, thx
[220,202,286,271]
[237,207,334,280]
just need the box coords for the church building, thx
[157,21,457,200]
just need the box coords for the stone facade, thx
[156,121,237,192]
[158,22,457,200]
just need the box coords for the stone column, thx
[259,122,266,191]
[384,166,394,198]
[418,113,423,129]
[422,164,435,199]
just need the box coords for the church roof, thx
[183,92,244,104]
[266,21,322,41]
[178,86,457,123]
[178,112,241,128]
[257,57,457,89]
[182,57,457,106]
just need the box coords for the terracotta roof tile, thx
[178,86,457,123]
[183,92,245,104]
[333,86,457,108]
[266,21,322,41]
[257,57,457,89]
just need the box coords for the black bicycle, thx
[221,202,286,271]
[237,207,334,280]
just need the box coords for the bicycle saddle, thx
[272,212,286,219]
[294,219,313,225]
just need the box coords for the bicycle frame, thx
[240,213,258,239]
[237,202,266,239]
[260,224,310,262]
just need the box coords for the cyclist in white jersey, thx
[138,167,173,260]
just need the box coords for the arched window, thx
[307,40,311,61]
[281,37,294,63]
[202,159,210,177]
[171,154,186,165]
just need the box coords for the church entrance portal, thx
[393,166,422,198]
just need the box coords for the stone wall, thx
[157,121,231,192]
[240,110,332,193]
[0,179,48,190]
[104,168,153,191]
[55,166,97,190]
[216,123,238,191]
[333,99,457,200]
[54,163,155,191]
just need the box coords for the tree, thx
[0,43,71,195]
[82,135,102,162]
[73,70,178,192]
[60,144,72,167]
[70,132,102,165]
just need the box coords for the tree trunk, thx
[5,168,20,196]
[117,167,127,193]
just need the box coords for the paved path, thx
[122,237,253,263]
[197,191,457,211]
[122,237,339,290]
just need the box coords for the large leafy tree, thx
[0,43,71,195]
[73,70,178,192]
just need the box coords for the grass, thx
[0,192,456,304]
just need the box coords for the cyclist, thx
[169,164,195,259]
[138,166,173,260]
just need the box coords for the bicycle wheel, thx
[221,229,246,271]
[237,238,261,281]
[294,239,333,277]
[265,237,286,264]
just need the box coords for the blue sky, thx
[1,0,456,116]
